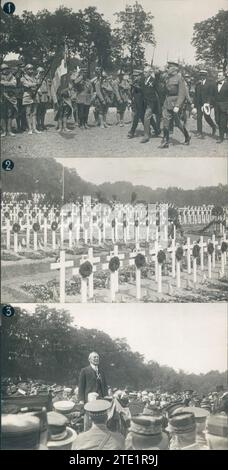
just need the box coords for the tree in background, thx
[192,9,228,71]
[77,7,112,75]
[2,305,227,394]
[113,2,155,73]
[1,6,112,75]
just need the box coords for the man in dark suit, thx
[140,66,161,143]
[215,69,228,143]
[78,352,108,404]
[193,70,217,138]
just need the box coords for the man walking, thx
[215,69,228,144]
[193,69,217,138]
[160,60,190,149]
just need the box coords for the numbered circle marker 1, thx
[2,305,15,317]
[2,159,14,171]
[3,2,15,14]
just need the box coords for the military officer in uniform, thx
[112,70,130,127]
[160,60,190,148]
[71,400,125,450]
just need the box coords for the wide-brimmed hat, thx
[47,411,76,449]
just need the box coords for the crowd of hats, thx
[2,377,228,450]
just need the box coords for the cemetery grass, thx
[1,252,227,303]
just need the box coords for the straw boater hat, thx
[2,414,47,450]
[47,411,76,450]
[53,400,75,415]
[126,415,169,450]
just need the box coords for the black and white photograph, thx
[1,157,228,303]
[1,0,228,458]
[1,303,227,450]
[1,0,228,158]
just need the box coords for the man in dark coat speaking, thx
[78,352,108,405]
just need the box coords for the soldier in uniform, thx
[112,70,130,127]
[21,64,41,135]
[94,71,115,128]
[182,73,194,127]
[69,67,80,125]
[54,71,72,133]
[205,414,228,450]
[127,70,145,139]
[0,63,17,137]
[73,67,93,129]
[14,62,27,132]
[166,411,202,450]
[71,400,125,450]
[140,66,161,143]
[160,60,191,148]
[36,67,50,131]
[90,66,102,125]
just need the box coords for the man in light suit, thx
[215,69,228,143]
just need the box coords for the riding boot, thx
[160,128,169,148]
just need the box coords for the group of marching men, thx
[1,59,228,146]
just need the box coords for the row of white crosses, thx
[178,206,214,225]
[50,234,227,303]
[2,202,169,251]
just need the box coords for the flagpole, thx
[62,166,65,203]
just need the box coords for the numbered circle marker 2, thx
[2,159,14,171]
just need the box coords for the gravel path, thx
[2,109,227,159]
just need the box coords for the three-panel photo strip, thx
[1,0,228,460]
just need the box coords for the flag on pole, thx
[51,45,68,104]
